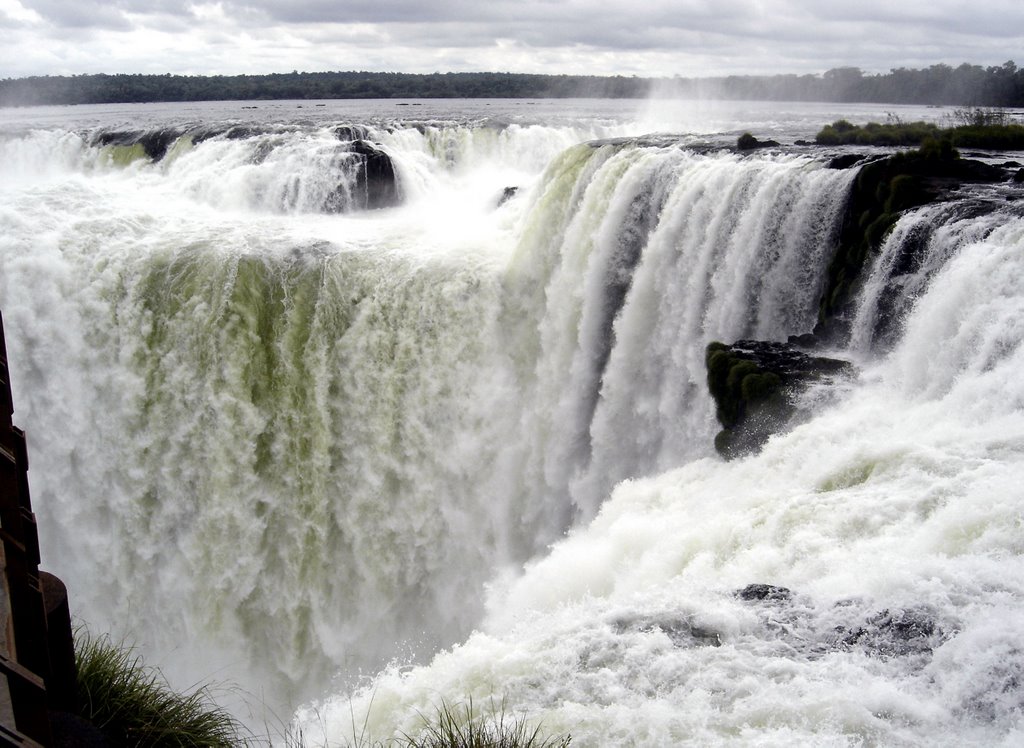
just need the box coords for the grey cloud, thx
[5,0,1024,79]
[21,0,195,29]
[23,0,132,29]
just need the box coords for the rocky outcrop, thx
[93,129,185,161]
[815,144,1008,341]
[497,186,519,206]
[736,584,945,661]
[705,144,1016,459]
[737,132,781,150]
[328,140,401,211]
[706,340,853,459]
[334,124,372,142]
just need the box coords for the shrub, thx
[949,106,1010,127]
[949,124,1024,149]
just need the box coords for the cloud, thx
[2,0,1023,79]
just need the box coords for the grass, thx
[74,631,569,748]
[74,630,251,747]
[287,697,572,748]
[401,699,571,748]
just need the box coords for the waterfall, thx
[2,105,1023,744]
[298,206,1024,747]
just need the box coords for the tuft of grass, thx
[401,699,571,748]
[286,697,571,748]
[74,630,251,747]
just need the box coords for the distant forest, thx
[2,63,1023,107]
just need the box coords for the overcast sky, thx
[2,0,1023,79]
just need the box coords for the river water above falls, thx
[1,99,1023,745]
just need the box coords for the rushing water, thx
[1,99,1022,745]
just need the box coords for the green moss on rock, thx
[815,142,1005,341]
[705,340,852,459]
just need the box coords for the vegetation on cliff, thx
[816,109,1024,150]
[814,137,1007,338]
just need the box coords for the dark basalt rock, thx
[135,129,184,161]
[94,129,184,161]
[815,145,1008,343]
[498,186,519,206]
[736,585,945,661]
[189,124,274,145]
[612,615,722,647]
[334,124,371,142]
[736,583,793,602]
[329,139,400,211]
[737,132,781,150]
[832,607,942,658]
[706,340,853,459]
[222,125,268,141]
[826,153,892,171]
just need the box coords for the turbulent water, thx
[1,99,1023,745]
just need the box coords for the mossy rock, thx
[737,132,781,150]
[814,143,1006,342]
[706,340,852,459]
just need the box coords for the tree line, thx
[1,63,1022,107]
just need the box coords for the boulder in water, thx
[736,583,793,602]
[706,340,853,459]
[737,132,780,150]
[327,140,400,211]
[832,607,943,658]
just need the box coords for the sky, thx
[1,0,1023,79]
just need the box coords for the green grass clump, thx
[401,700,571,748]
[75,631,249,747]
[289,698,571,748]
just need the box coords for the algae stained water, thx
[1,99,1023,745]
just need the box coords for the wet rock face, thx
[705,340,853,459]
[497,186,519,206]
[736,585,946,661]
[736,583,793,602]
[737,132,781,150]
[334,124,371,142]
[815,148,1009,342]
[607,587,945,668]
[333,139,400,211]
[832,607,941,658]
[611,614,722,648]
[93,129,185,161]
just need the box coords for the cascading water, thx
[298,201,1024,747]
[1,100,1022,745]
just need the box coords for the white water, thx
[1,100,1022,745]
